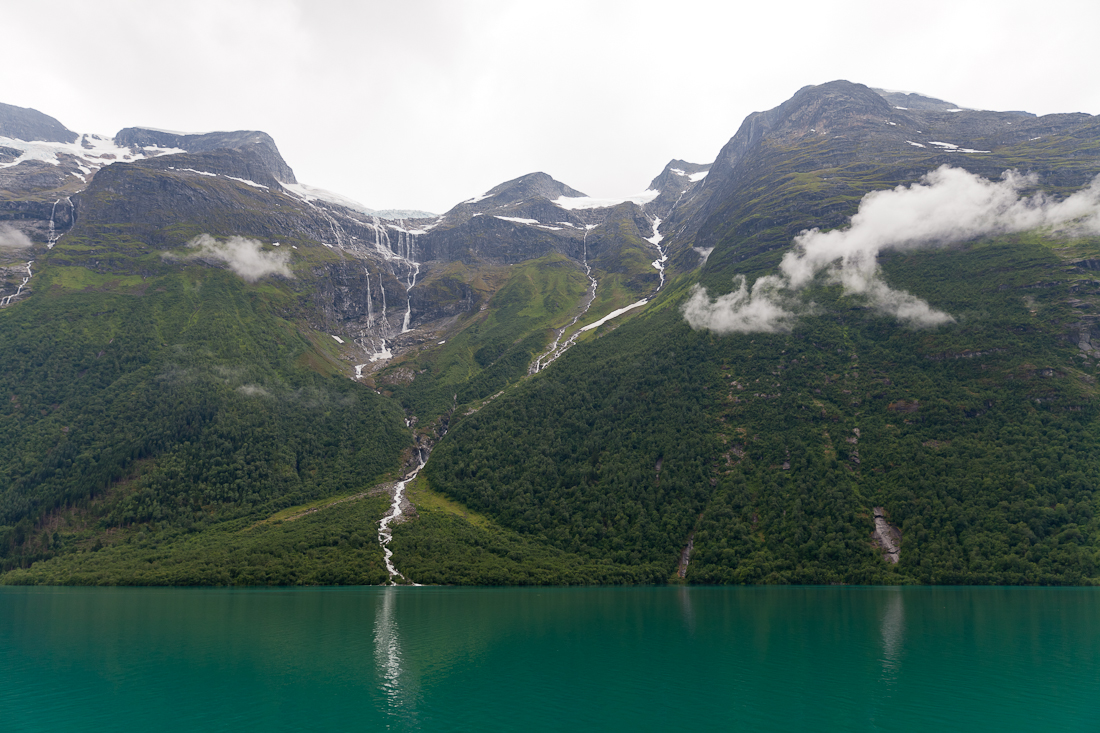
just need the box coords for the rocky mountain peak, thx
[872,88,964,112]
[481,171,586,205]
[113,128,297,183]
[0,102,78,144]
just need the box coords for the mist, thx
[684,166,1100,334]
[185,234,292,281]
[0,224,33,249]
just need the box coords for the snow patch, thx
[689,170,709,182]
[906,141,926,148]
[227,176,269,189]
[494,215,540,225]
[928,141,989,153]
[331,335,345,344]
[281,182,376,214]
[580,300,648,332]
[554,190,659,210]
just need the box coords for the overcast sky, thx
[3,0,1099,213]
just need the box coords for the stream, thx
[1,261,33,307]
[530,225,598,373]
[377,453,425,586]
[531,214,670,373]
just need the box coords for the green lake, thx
[2,586,1097,731]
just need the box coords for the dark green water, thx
[1,586,1097,731]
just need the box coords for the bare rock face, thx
[0,102,77,144]
[113,128,297,184]
[872,507,902,564]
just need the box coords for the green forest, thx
[0,265,409,584]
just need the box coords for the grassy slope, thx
[381,253,592,421]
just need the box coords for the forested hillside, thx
[3,81,1100,586]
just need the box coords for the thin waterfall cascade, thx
[1,260,33,307]
[46,199,71,250]
[646,215,668,293]
[365,269,374,326]
[379,273,387,324]
[531,226,599,373]
[368,217,423,335]
[531,210,667,374]
[401,259,420,334]
[371,216,393,257]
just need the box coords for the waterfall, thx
[531,226,599,373]
[646,215,668,294]
[365,269,374,326]
[1,261,33,307]
[378,455,426,585]
[401,260,420,334]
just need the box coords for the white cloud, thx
[185,233,292,281]
[0,224,33,249]
[685,166,1100,333]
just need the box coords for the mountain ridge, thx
[3,80,1100,586]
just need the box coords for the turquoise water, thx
[1,586,1097,731]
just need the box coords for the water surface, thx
[2,586,1097,731]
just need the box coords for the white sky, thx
[2,0,1098,213]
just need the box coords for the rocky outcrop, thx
[677,533,695,578]
[872,507,901,564]
[478,171,586,206]
[0,102,77,144]
[69,155,347,249]
[644,159,709,220]
[418,211,584,265]
[113,128,297,183]
[135,148,283,188]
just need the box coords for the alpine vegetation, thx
[184,233,293,282]
[684,166,1100,333]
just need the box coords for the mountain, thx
[0,102,77,144]
[2,81,1100,586]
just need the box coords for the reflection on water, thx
[3,587,1098,732]
[880,590,905,680]
[373,587,419,727]
[678,586,696,635]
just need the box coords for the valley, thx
[2,81,1100,586]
